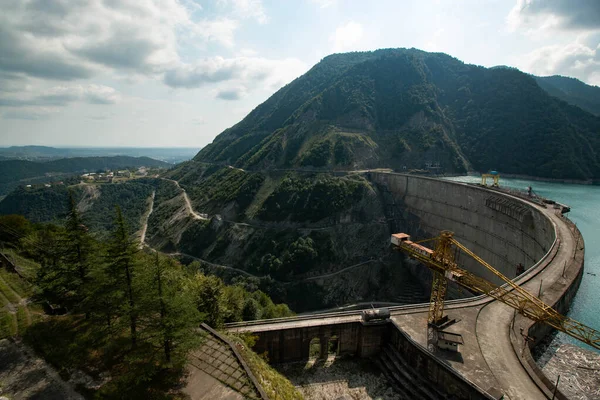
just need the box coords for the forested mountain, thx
[0,155,170,195]
[0,181,155,234]
[197,48,600,180]
[535,75,600,117]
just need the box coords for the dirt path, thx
[162,178,208,220]
[138,190,155,248]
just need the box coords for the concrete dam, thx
[227,173,584,400]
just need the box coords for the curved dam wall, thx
[369,173,556,285]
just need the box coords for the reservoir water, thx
[445,175,600,352]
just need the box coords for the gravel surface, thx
[277,356,401,400]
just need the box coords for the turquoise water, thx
[445,175,600,351]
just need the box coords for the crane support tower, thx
[390,231,600,351]
[481,170,500,187]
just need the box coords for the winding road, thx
[138,190,155,248]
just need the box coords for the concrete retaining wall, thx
[252,322,389,364]
[387,321,493,400]
[369,173,556,285]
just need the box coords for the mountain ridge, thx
[196,48,600,180]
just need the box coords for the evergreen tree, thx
[140,253,201,364]
[189,273,224,328]
[106,206,139,347]
[61,192,96,317]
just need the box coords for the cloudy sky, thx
[1,0,599,147]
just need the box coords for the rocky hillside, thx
[140,163,429,311]
[197,48,600,180]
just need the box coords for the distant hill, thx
[196,48,600,180]
[0,156,171,195]
[0,146,199,164]
[534,75,600,117]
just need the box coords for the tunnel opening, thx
[309,338,321,359]
[328,335,339,356]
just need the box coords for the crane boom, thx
[391,231,600,350]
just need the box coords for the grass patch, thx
[230,333,303,400]
[0,268,33,298]
[16,305,29,334]
[0,292,8,308]
[3,249,40,280]
[0,276,20,304]
[0,309,17,339]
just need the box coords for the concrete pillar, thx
[320,335,328,359]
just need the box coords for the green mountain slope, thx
[196,49,600,180]
[535,75,600,117]
[0,181,155,235]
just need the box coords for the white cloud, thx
[164,56,308,98]
[507,1,600,86]
[0,0,241,81]
[330,21,364,53]
[507,0,600,34]
[190,117,206,125]
[0,84,120,108]
[217,0,268,24]
[216,87,247,100]
[310,0,338,8]
[520,35,600,85]
[2,107,59,120]
[191,18,239,48]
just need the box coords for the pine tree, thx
[189,273,224,328]
[138,252,202,365]
[61,191,96,317]
[106,206,139,347]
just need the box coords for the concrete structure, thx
[185,324,267,400]
[227,173,587,400]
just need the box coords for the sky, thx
[0,0,599,148]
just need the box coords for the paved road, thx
[475,202,574,400]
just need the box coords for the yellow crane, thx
[390,231,600,350]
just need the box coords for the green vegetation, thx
[80,182,154,234]
[0,185,74,223]
[0,308,17,338]
[535,75,600,117]
[259,174,365,222]
[0,198,295,397]
[0,182,154,234]
[195,48,600,180]
[232,333,304,400]
[182,167,265,216]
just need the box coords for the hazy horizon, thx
[1,0,598,148]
